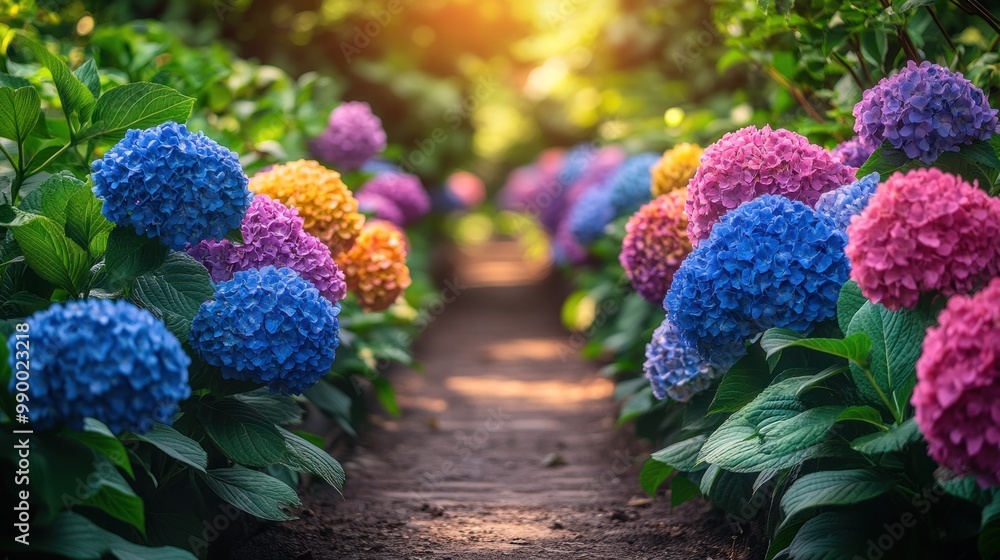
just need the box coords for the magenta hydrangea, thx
[854,61,999,164]
[357,191,406,227]
[831,136,874,168]
[358,172,430,225]
[686,125,856,244]
[913,278,1000,485]
[619,191,692,303]
[310,101,387,171]
[846,168,1000,310]
[187,194,347,303]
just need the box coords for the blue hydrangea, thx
[9,299,191,435]
[558,143,596,186]
[644,317,721,402]
[814,172,880,233]
[92,122,252,250]
[568,187,615,244]
[664,195,850,366]
[609,153,659,215]
[189,266,340,395]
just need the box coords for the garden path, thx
[231,241,759,560]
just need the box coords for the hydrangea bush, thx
[310,101,388,170]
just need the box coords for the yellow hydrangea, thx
[249,160,364,255]
[651,143,703,197]
[337,222,412,312]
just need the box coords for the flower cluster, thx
[357,191,407,226]
[496,148,566,214]
[568,186,616,245]
[620,190,692,303]
[310,101,387,171]
[913,278,1000,485]
[187,195,347,303]
[685,125,856,244]
[854,61,999,164]
[651,143,702,197]
[846,169,1000,309]
[644,317,721,402]
[666,195,849,367]
[814,172,880,233]
[190,266,340,395]
[338,222,412,311]
[357,172,430,226]
[444,171,486,209]
[609,153,660,215]
[10,299,191,434]
[831,136,874,168]
[92,122,251,250]
[248,160,365,255]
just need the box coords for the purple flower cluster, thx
[831,136,874,168]
[644,317,721,402]
[310,101,388,171]
[357,172,430,226]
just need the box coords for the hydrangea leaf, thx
[0,85,41,146]
[65,418,134,478]
[0,207,89,294]
[234,391,305,426]
[77,455,145,534]
[779,469,893,530]
[35,171,86,224]
[101,227,169,291]
[84,83,195,145]
[129,252,214,342]
[64,187,114,257]
[73,59,100,98]
[856,140,919,179]
[651,435,708,473]
[760,328,871,365]
[836,280,866,334]
[198,398,288,467]
[850,417,920,455]
[278,427,345,490]
[709,349,773,414]
[785,511,876,560]
[14,33,96,121]
[25,512,196,560]
[201,467,301,522]
[131,422,208,473]
[639,458,674,496]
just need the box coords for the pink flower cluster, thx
[913,278,1000,485]
[619,190,692,303]
[686,125,856,244]
[187,195,347,303]
[846,168,1000,309]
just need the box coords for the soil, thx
[229,241,765,560]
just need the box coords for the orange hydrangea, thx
[651,143,703,197]
[337,221,411,312]
[249,159,364,255]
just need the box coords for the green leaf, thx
[670,474,701,507]
[980,491,1000,559]
[15,34,96,120]
[198,398,288,467]
[709,350,772,414]
[639,459,674,496]
[617,386,655,425]
[305,381,358,437]
[836,281,866,334]
[857,140,919,179]
[897,0,935,9]
[65,187,114,256]
[780,469,893,525]
[835,405,887,429]
[224,227,244,244]
[760,328,871,365]
[201,467,301,521]
[0,85,41,145]
[102,227,169,291]
[129,252,214,342]
[786,511,875,559]
[279,427,346,489]
[372,375,401,417]
[132,422,208,472]
[65,418,134,478]
[86,82,195,144]
[28,512,196,560]
[79,456,145,534]
[0,72,33,89]
[1,208,89,293]
[851,418,921,455]
[234,390,304,426]
[650,435,708,472]
[74,59,101,98]
[35,171,86,223]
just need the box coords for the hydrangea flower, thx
[553,217,588,265]
[651,143,702,197]
[189,266,340,395]
[187,195,347,303]
[445,171,487,209]
[814,172,880,233]
[559,144,597,186]
[608,153,660,215]
[338,222,412,311]
[497,149,566,214]
[568,186,615,245]
[665,195,850,367]
[249,160,365,255]
[356,191,407,227]
[686,125,856,244]
[913,278,1000,485]
[10,299,190,434]
[644,317,721,402]
[620,190,692,303]
[92,122,251,250]
[310,101,387,171]
[846,168,1000,310]
[831,136,874,168]
[357,172,430,225]
[854,61,999,164]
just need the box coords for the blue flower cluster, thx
[664,195,850,366]
[609,153,659,215]
[814,172,880,233]
[92,122,252,250]
[9,299,191,435]
[569,187,615,244]
[854,61,999,164]
[189,266,340,395]
[644,317,720,402]
[559,144,596,186]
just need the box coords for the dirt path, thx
[232,242,760,560]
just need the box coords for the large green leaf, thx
[639,458,673,496]
[85,83,195,144]
[279,427,346,489]
[0,85,41,145]
[101,227,169,291]
[129,252,214,341]
[850,418,921,455]
[65,187,114,256]
[198,398,287,467]
[27,512,196,560]
[35,171,86,223]
[836,281,866,334]
[857,140,920,179]
[779,469,893,525]
[980,491,1000,559]
[760,328,871,365]
[78,456,145,534]
[709,349,771,414]
[132,422,208,472]
[15,34,96,120]
[202,467,301,521]
[305,380,358,437]
[650,435,708,472]
[0,207,89,293]
[65,418,134,478]
[74,58,101,98]
[785,511,874,559]
[234,390,304,426]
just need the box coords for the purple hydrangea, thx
[854,61,999,164]
[358,172,430,225]
[187,195,347,303]
[814,172,880,233]
[831,136,875,168]
[310,101,388,171]
[357,191,407,226]
[644,317,722,402]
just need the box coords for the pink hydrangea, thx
[357,191,406,227]
[913,278,1000,485]
[187,195,347,303]
[619,190,692,303]
[846,168,1000,310]
[686,125,856,244]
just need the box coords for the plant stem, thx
[765,66,827,123]
[861,364,901,425]
[848,36,875,85]
[832,51,867,91]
